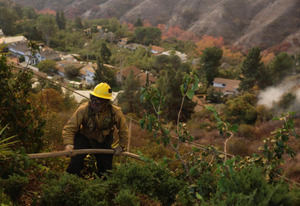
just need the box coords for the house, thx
[161,50,187,62]
[69,80,82,89]
[40,47,61,61]
[150,45,165,55]
[212,77,241,95]
[1,36,47,65]
[123,43,147,51]
[0,35,27,44]
[60,54,79,62]
[80,62,96,85]
[117,37,128,47]
[96,31,116,42]
[7,41,43,65]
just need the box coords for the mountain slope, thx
[12,0,300,50]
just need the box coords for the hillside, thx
[11,0,300,51]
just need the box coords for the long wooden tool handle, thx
[28,149,141,161]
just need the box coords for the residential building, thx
[161,50,187,62]
[80,62,96,85]
[118,37,128,47]
[123,43,147,51]
[150,45,165,55]
[0,35,27,44]
[212,77,241,95]
[7,40,44,65]
[40,47,61,61]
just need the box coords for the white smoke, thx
[257,75,300,110]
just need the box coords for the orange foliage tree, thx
[158,24,199,42]
[261,51,275,64]
[143,20,152,27]
[196,35,224,54]
[38,88,65,112]
[222,46,244,65]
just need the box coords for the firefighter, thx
[63,82,128,177]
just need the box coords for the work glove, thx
[114,145,123,155]
[65,144,74,151]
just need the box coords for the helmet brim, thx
[90,91,112,100]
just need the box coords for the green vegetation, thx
[199,47,223,86]
[37,59,57,75]
[94,57,116,87]
[239,47,264,91]
[0,56,45,153]
[1,2,300,205]
[133,27,162,46]
[118,71,141,114]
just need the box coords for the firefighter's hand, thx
[114,145,123,155]
[65,144,74,151]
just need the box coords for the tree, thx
[0,56,45,152]
[199,47,223,86]
[21,20,43,41]
[23,7,37,19]
[134,17,143,27]
[134,27,162,46]
[100,42,111,64]
[118,71,141,114]
[270,52,294,84]
[56,10,66,30]
[37,60,57,75]
[206,86,223,103]
[153,54,181,73]
[74,17,83,29]
[224,92,257,124]
[36,15,58,46]
[0,7,17,35]
[239,47,263,91]
[278,92,296,110]
[65,65,80,79]
[94,57,116,87]
[157,63,196,122]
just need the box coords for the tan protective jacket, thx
[62,102,128,148]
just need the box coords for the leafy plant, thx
[260,112,300,180]
[1,174,29,203]
[0,56,45,153]
[0,124,18,157]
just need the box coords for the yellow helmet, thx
[90,82,112,100]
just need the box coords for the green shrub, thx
[2,174,29,202]
[0,153,31,179]
[0,187,13,206]
[38,162,182,206]
[238,124,256,139]
[176,186,197,206]
[109,162,182,206]
[113,189,140,206]
[39,173,104,206]
[227,137,250,156]
[209,165,300,206]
